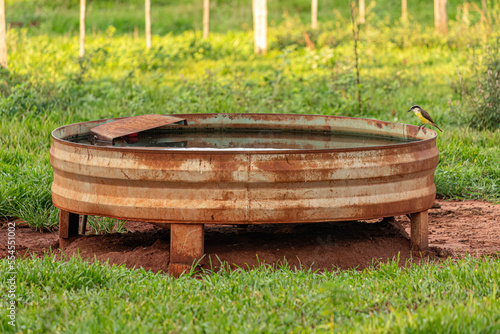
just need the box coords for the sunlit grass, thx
[88,216,126,234]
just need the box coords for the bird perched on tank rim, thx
[407,105,442,132]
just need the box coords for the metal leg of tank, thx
[79,214,88,235]
[410,210,429,251]
[59,210,86,250]
[169,224,204,278]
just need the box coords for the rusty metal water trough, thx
[50,113,439,276]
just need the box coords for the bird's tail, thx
[432,123,443,132]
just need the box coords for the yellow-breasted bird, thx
[407,105,442,132]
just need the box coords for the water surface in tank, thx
[67,129,417,150]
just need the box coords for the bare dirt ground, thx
[1,200,499,273]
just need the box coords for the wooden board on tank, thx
[90,114,187,142]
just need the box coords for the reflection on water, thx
[67,129,416,150]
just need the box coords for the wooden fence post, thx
[203,0,209,39]
[0,0,7,68]
[253,0,267,54]
[434,0,447,34]
[359,0,365,24]
[80,0,86,57]
[462,3,469,25]
[145,0,151,49]
[481,0,487,23]
[402,0,408,22]
[434,0,440,31]
[311,0,318,29]
[438,0,448,34]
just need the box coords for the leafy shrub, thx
[456,40,500,131]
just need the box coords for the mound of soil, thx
[1,200,499,273]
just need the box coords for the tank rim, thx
[51,113,438,155]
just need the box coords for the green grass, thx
[436,129,500,200]
[1,254,499,333]
[88,216,126,234]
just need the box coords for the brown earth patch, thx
[1,199,498,274]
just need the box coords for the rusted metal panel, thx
[90,114,187,142]
[51,114,439,224]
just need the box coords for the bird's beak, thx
[407,108,411,112]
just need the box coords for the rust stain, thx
[120,169,131,180]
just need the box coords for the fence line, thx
[1,1,494,59]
